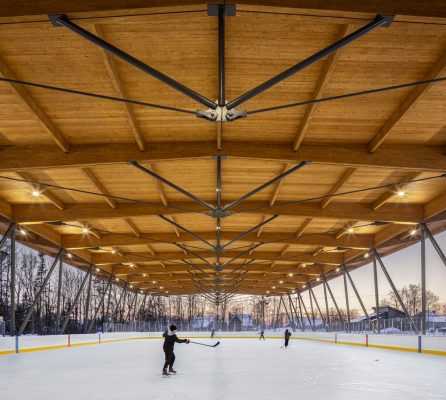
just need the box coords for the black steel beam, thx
[226,14,393,110]
[129,161,216,211]
[223,161,309,211]
[50,14,217,110]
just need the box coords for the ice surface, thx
[0,337,445,400]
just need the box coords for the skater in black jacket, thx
[162,324,190,375]
[284,329,291,348]
[259,329,265,340]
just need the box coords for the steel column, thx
[421,225,426,335]
[83,271,93,333]
[322,275,344,324]
[297,293,305,331]
[308,287,316,327]
[9,225,16,336]
[105,281,113,321]
[18,249,64,335]
[297,291,314,331]
[373,254,380,333]
[422,223,446,268]
[217,5,225,107]
[309,284,326,328]
[61,265,93,333]
[343,265,373,332]
[55,250,64,333]
[88,275,113,333]
[372,249,420,334]
[323,280,330,329]
[281,296,295,331]
[343,268,351,332]
[288,294,303,331]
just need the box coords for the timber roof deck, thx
[0,1,445,298]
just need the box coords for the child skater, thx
[162,324,190,376]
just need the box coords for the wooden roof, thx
[0,1,445,298]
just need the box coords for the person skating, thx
[162,324,190,376]
[284,328,291,348]
[211,328,215,339]
[259,329,265,340]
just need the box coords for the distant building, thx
[228,314,252,331]
[352,305,406,323]
[189,316,215,329]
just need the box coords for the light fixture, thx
[67,253,72,258]
[364,252,370,259]
[216,226,220,230]
[316,277,321,282]
[266,290,270,294]
[31,189,41,198]
[291,289,295,293]
[130,285,133,288]
[81,226,90,234]
[347,227,354,233]
[165,291,169,294]
[272,286,276,289]
[129,263,135,268]
[410,228,417,236]
[279,280,283,284]
[143,273,147,277]
[19,228,27,236]
[152,280,156,284]
[160,286,164,289]
[95,267,100,272]
[397,190,406,198]
[336,267,340,272]
[301,263,307,268]
[302,284,306,288]
[111,249,117,254]
[140,290,143,294]
[288,273,293,277]
[115,277,119,282]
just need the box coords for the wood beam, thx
[368,49,446,153]
[279,217,313,257]
[14,201,423,224]
[81,167,116,208]
[1,142,446,172]
[320,167,356,209]
[92,24,145,152]
[0,56,69,152]
[335,220,357,239]
[293,24,350,151]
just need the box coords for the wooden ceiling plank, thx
[81,167,116,208]
[92,24,146,152]
[368,49,446,153]
[0,56,70,152]
[293,24,350,151]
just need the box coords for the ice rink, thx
[1,337,445,400]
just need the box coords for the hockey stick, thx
[189,340,220,348]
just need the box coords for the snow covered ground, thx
[0,337,445,400]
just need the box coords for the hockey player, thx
[284,328,291,348]
[259,329,265,340]
[211,328,215,339]
[162,324,190,376]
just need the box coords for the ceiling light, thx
[279,280,283,284]
[152,280,156,284]
[67,253,72,259]
[19,228,27,236]
[397,191,406,198]
[288,273,293,277]
[140,290,143,294]
[266,290,270,294]
[165,291,169,294]
[302,284,306,288]
[364,252,370,259]
[143,273,147,277]
[347,227,354,233]
[129,263,135,268]
[291,289,295,293]
[115,277,119,282]
[31,190,41,198]
[160,286,164,289]
[95,267,100,272]
[316,277,321,282]
[301,263,306,268]
[111,249,117,254]
[410,228,417,236]
[81,227,90,234]
[272,286,276,289]
[130,285,133,289]
[336,267,340,272]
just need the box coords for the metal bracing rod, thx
[288,294,303,331]
[216,217,221,266]
[61,265,93,333]
[50,14,216,110]
[323,280,330,326]
[184,260,215,279]
[297,291,314,331]
[132,291,139,321]
[220,259,256,279]
[9,225,16,336]
[216,155,223,263]
[18,249,64,335]
[128,161,216,211]
[422,223,446,268]
[226,14,393,110]
[221,242,264,268]
[281,296,295,331]
[372,249,420,334]
[322,275,344,324]
[88,275,113,333]
[373,255,380,333]
[0,223,15,249]
[105,282,113,320]
[138,293,148,320]
[274,296,282,329]
[223,161,309,212]
[188,269,214,287]
[343,264,373,331]
[309,284,326,327]
[217,5,225,107]
[112,282,128,322]
[174,243,215,268]
[159,215,216,249]
[308,287,316,327]
[221,270,248,287]
[222,215,278,249]
[55,250,64,333]
[84,271,93,333]
[421,225,427,335]
[119,285,129,323]
[343,269,351,332]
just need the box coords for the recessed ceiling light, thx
[336,267,340,272]
[82,227,90,234]
[288,273,293,277]
[347,227,354,233]
[410,228,417,236]
[115,277,119,282]
[152,280,156,284]
[111,249,117,254]
[67,253,72,258]
[316,277,321,282]
[272,286,276,289]
[130,285,133,288]
[279,280,283,284]
[143,273,147,277]
[160,286,164,289]
[364,252,370,259]
[397,191,406,198]
[302,284,306,288]
[266,290,270,294]
[19,228,27,236]
[31,190,41,198]
[95,267,100,272]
